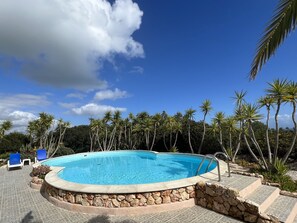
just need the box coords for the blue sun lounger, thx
[7,153,23,170]
[35,149,47,163]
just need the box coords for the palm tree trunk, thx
[149,124,157,151]
[243,134,261,163]
[188,124,194,153]
[283,102,297,163]
[273,101,281,163]
[266,107,272,163]
[198,115,206,154]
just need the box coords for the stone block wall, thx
[43,182,196,208]
[196,181,279,223]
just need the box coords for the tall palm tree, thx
[283,81,297,163]
[213,112,229,156]
[184,108,196,154]
[266,79,288,163]
[250,0,297,79]
[258,96,275,163]
[198,99,212,154]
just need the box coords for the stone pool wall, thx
[43,182,196,208]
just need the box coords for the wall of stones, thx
[195,181,278,223]
[43,182,196,208]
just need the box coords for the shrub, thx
[31,165,51,179]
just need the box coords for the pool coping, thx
[43,151,228,194]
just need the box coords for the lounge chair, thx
[7,153,23,170]
[35,149,47,163]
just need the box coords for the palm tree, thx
[212,112,229,156]
[266,79,288,163]
[250,0,297,79]
[282,81,297,163]
[258,96,274,163]
[184,108,196,153]
[242,103,268,169]
[0,120,12,140]
[198,99,212,154]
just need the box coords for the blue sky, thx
[0,0,296,131]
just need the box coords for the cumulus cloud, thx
[6,111,37,132]
[72,103,126,116]
[94,88,128,101]
[0,0,144,90]
[0,94,50,132]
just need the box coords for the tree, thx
[258,96,274,163]
[250,0,297,79]
[198,99,212,154]
[266,79,288,163]
[183,109,196,153]
[0,120,12,140]
[282,81,297,163]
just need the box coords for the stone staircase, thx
[216,174,297,223]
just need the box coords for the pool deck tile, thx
[0,166,244,223]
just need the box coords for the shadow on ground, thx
[87,215,136,223]
[20,211,42,223]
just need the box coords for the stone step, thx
[245,185,280,212]
[218,174,262,197]
[265,195,297,223]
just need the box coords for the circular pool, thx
[39,151,227,214]
[42,151,217,185]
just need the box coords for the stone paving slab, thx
[265,195,297,222]
[245,184,278,205]
[0,166,244,223]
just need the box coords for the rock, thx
[213,201,228,215]
[186,186,194,193]
[162,196,171,203]
[87,195,94,200]
[196,190,204,198]
[105,200,113,208]
[244,200,259,214]
[126,194,136,202]
[117,195,126,201]
[178,188,186,193]
[189,191,196,198]
[197,198,207,207]
[244,212,258,223]
[143,192,151,198]
[196,181,206,189]
[120,200,130,207]
[205,186,216,196]
[101,195,109,200]
[82,194,87,198]
[82,198,90,206]
[147,196,155,205]
[112,199,120,207]
[258,212,271,221]
[76,194,82,204]
[223,201,230,211]
[155,197,162,205]
[130,199,140,207]
[93,197,104,207]
[229,206,243,219]
[152,192,161,200]
[180,191,189,200]
[214,196,224,203]
[67,194,75,203]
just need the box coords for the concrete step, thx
[245,185,280,212]
[265,195,297,223]
[218,174,262,197]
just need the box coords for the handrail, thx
[214,152,231,177]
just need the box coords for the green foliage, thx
[169,146,178,153]
[54,146,75,157]
[0,152,10,160]
[273,158,288,176]
[31,165,51,179]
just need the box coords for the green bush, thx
[31,165,51,179]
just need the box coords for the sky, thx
[0,0,296,132]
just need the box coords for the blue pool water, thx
[42,151,217,185]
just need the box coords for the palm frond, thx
[250,0,297,79]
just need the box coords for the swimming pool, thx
[40,151,226,214]
[42,151,217,185]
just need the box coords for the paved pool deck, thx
[0,166,244,223]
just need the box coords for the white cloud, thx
[1,111,37,133]
[72,103,126,116]
[58,102,78,109]
[0,94,50,110]
[0,0,144,90]
[66,93,86,100]
[94,88,129,101]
